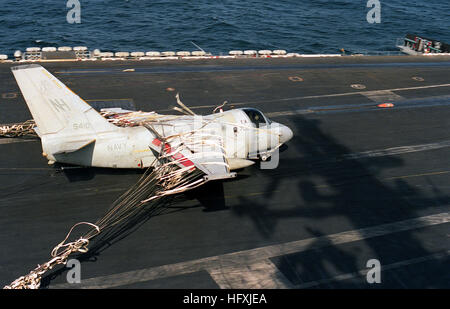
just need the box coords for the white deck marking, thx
[295,250,449,288]
[341,140,450,160]
[52,212,450,289]
[361,90,404,102]
[0,138,38,145]
[208,260,293,289]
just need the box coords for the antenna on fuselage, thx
[173,93,196,116]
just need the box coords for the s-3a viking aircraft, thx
[11,64,293,181]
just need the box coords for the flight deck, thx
[0,55,449,288]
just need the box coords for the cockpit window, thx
[243,108,270,127]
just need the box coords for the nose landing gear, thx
[260,154,269,161]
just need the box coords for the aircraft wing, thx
[148,127,236,181]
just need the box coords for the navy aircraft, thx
[12,64,293,181]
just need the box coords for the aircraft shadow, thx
[230,115,450,288]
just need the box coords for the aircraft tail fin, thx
[11,64,116,136]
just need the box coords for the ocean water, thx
[0,0,449,56]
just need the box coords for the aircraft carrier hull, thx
[0,55,449,288]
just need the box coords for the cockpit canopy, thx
[242,108,272,127]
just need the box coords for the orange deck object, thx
[377,103,394,108]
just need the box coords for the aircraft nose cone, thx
[279,125,293,143]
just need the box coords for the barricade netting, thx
[4,149,207,289]
[0,120,37,138]
[2,111,217,289]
